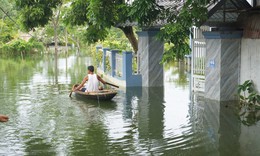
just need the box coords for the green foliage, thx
[238,80,260,107]
[15,0,211,61]
[129,0,162,26]
[132,56,138,73]
[63,0,88,26]
[86,0,116,27]
[0,21,15,43]
[0,0,18,43]
[16,0,62,30]
[105,55,111,73]
[100,27,131,51]
[82,25,108,43]
[0,38,44,55]
[96,51,103,67]
[0,57,40,88]
[64,0,126,44]
[238,80,260,125]
[0,0,17,22]
[159,0,208,62]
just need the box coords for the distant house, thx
[19,32,31,42]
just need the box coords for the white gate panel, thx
[191,27,208,93]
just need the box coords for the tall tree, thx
[16,0,211,60]
[158,0,208,62]
[65,0,209,59]
[16,0,62,54]
[0,0,18,43]
[64,0,139,53]
[52,7,61,55]
[129,0,209,61]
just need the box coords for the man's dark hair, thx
[88,65,94,72]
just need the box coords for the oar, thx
[69,84,77,97]
[69,91,73,98]
[106,82,119,88]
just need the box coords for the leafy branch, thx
[238,80,260,108]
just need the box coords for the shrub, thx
[0,38,44,55]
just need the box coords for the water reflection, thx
[0,54,260,155]
[24,137,56,155]
[138,87,165,140]
[165,61,189,88]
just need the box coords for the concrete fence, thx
[96,46,142,87]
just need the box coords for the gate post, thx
[203,31,243,101]
[122,51,133,80]
[137,30,164,87]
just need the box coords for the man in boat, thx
[73,65,106,93]
[0,114,9,122]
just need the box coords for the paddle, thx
[106,82,119,88]
[69,84,77,98]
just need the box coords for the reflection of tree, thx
[165,61,188,88]
[69,121,129,156]
[70,122,110,155]
[0,56,39,92]
[176,61,188,87]
[68,56,90,84]
[54,54,58,85]
[24,136,56,155]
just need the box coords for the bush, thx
[0,38,44,55]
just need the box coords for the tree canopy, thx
[16,0,62,30]
[15,0,211,61]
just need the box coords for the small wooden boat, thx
[74,90,117,101]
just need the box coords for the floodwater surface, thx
[0,54,260,156]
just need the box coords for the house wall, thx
[240,39,260,92]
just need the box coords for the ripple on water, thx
[2,56,260,155]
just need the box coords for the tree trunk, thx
[118,26,138,53]
[65,28,68,54]
[76,37,80,55]
[53,8,60,55]
[54,25,58,55]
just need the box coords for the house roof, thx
[205,0,252,27]
[119,0,252,28]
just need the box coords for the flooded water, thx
[0,54,260,156]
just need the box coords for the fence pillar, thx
[96,45,102,52]
[137,30,164,87]
[102,48,110,72]
[111,50,119,77]
[122,51,133,80]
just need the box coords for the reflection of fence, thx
[96,46,142,87]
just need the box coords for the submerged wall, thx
[240,39,260,92]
